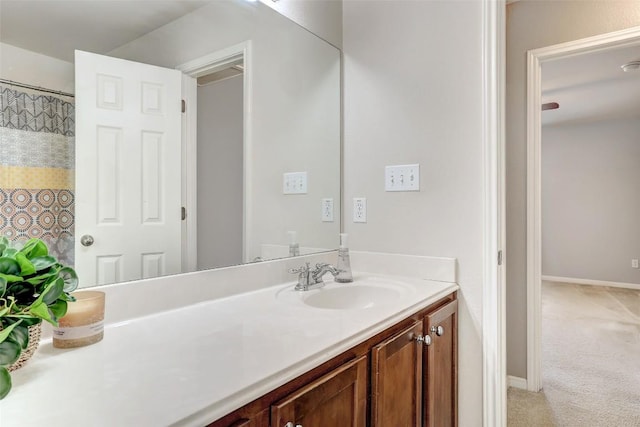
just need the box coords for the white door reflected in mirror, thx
[75,50,183,287]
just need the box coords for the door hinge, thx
[181,207,187,221]
[498,250,503,266]
[181,99,186,113]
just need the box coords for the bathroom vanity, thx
[211,291,457,427]
[2,253,458,427]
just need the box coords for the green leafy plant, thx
[0,237,78,399]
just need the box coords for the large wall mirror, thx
[0,0,341,287]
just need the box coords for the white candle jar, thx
[53,291,105,349]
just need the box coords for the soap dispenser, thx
[336,233,353,283]
[288,231,300,257]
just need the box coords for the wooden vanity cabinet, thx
[424,300,458,427]
[227,420,250,427]
[222,409,269,427]
[371,322,424,427]
[370,299,457,427]
[271,356,368,427]
[208,293,457,427]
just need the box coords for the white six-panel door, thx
[75,50,182,287]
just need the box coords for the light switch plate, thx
[321,198,334,222]
[385,164,420,192]
[283,172,308,194]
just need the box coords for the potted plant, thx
[0,237,78,399]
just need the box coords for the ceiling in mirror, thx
[0,1,210,62]
[0,0,341,288]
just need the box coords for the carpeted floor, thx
[508,281,640,426]
[507,387,557,426]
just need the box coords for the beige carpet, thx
[508,281,640,426]
[508,387,558,426]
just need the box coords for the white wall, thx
[343,1,484,424]
[506,0,640,379]
[542,118,640,285]
[197,76,244,269]
[0,42,74,92]
[109,0,341,262]
[259,0,342,48]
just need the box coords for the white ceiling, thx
[542,43,640,126]
[0,1,210,63]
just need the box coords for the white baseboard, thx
[542,275,640,291]
[507,376,528,390]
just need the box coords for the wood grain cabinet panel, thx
[270,355,368,427]
[371,321,424,427]
[424,300,458,427]
[218,408,269,427]
[227,419,250,427]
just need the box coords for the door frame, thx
[482,0,506,425]
[525,26,640,392]
[177,41,253,271]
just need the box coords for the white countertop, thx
[0,273,457,427]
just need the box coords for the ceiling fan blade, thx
[542,102,559,111]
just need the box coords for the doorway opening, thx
[526,26,640,399]
[178,42,252,273]
[195,60,244,270]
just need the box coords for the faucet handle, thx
[288,262,310,275]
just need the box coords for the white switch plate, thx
[353,197,366,223]
[321,198,334,222]
[632,259,639,269]
[283,172,308,194]
[385,164,420,192]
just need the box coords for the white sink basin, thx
[276,277,412,310]
[302,285,402,309]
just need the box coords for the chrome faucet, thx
[288,262,342,291]
[312,263,340,283]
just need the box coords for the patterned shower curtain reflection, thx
[0,84,75,266]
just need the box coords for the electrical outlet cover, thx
[353,197,366,223]
[322,198,334,222]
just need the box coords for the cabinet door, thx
[371,321,424,427]
[271,355,367,427]
[424,300,458,427]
